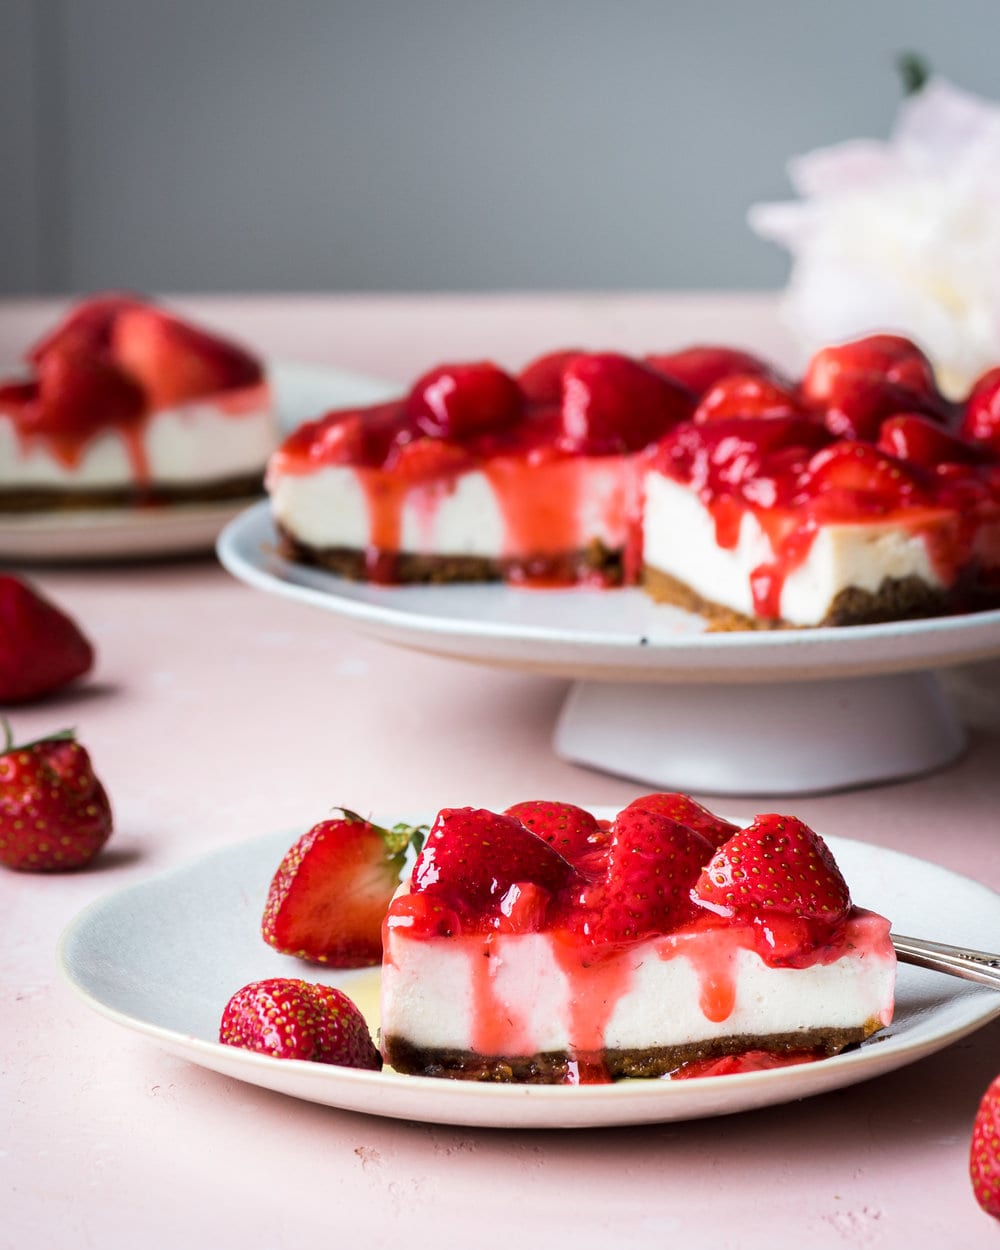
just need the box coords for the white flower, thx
[750,77,1000,397]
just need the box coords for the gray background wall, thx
[3,1,999,296]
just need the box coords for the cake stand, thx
[218,502,1000,795]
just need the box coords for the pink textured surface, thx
[2,294,1000,1249]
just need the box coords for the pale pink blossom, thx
[750,78,1000,396]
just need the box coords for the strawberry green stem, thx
[0,718,76,754]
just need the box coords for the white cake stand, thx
[218,502,1000,795]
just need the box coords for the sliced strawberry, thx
[971,1074,1000,1218]
[645,346,776,397]
[559,352,694,455]
[0,575,94,704]
[877,414,988,468]
[410,806,575,932]
[796,440,928,516]
[0,725,112,871]
[518,349,583,405]
[693,814,850,924]
[618,793,738,848]
[503,799,610,867]
[0,379,38,412]
[405,361,523,439]
[579,808,713,942]
[961,367,1000,454]
[262,811,424,966]
[219,978,381,1069]
[111,305,263,408]
[693,373,802,424]
[27,292,141,364]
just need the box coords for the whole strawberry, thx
[971,1075,1000,1218]
[263,810,424,966]
[0,725,112,871]
[503,799,610,868]
[219,978,381,1069]
[0,575,94,704]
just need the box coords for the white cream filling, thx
[0,395,277,489]
[381,927,895,1054]
[642,473,946,626]
[268,458,634,556]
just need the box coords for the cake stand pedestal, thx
[553,670,966,796]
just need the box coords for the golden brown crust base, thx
[275,525,625,586]
[382,1020,883,1083]
[642,564,953,631]
[0,473,265,512]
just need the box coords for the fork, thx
[892,934,1000,989]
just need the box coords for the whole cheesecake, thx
[267,336,1000,627]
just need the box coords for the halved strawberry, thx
[219,978,381,1069]
[111,305,263,408]
[410,806,575,932]
[961,367,1000,455]
[21,349,146,441]
[692,373,802,424]
[405,361,523,439]
[971,1074,1000,1218]
[581,808,713,942]
[618,793,738,848]
[559,352,694,455]
[27,292,141,365]
[518,349,584,405]
[503,799,610,868]
[802,334,939,404]
[262,811,424,966]
[877,414,988,468]
[693,814,850,924]
[645,346,776,397]
[796,441,928,516]
[0,575,94,704]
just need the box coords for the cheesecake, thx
[267,335,1000,626]
[0,293,276,510]
[380,796,896,1083]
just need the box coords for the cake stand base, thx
[554,670,966,796]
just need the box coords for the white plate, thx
[217,501,1000,684]
[58,822,1000,1129]
[1,361,400,562]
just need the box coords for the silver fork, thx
[892,934,1000,989]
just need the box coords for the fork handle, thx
[891,933,1000,989]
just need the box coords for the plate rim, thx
[57,823,1000,1128]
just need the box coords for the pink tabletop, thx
[2,294,1000,1248]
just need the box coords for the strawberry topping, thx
[558,352,694,454]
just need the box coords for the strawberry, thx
[262,810,425,966]
[20,348,146,440]
[503,799,610,868]
[111,305,263,408]
[410,806,575,931]
[796,441,928,516]
[0,725,112,871]
[693,814,850,923]
[559,352,694,454]
[961,367,1000,455]
[692,373,802,424]
[384,436,475,480]
[518,349,583,404]
[27,292,140,365]
[802,334,939,405]
[579,808,714,942]
[618,793,739,848]
[219,977,381,1069]
[645,346,776,397]
[971,1074,1000,1218]
[405,361,523,439]
[0,575,94,704]
[877,414,988,468]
